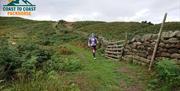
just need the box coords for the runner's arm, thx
[88,38,91,46]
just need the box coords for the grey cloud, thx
[0,0,179,23]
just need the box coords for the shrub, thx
[63,58,82,72]
[47,71,59,80]
[33,49,52,63]
[43,54,64,73]
[20,56,37,77]
[43,54,82,73]
[97,48,105,55]
[155,58,180,90]
[36,31,57,46]
[0,40,53,80]
[72,41,88,49]
[0,37,21,80]
[58,46,73,55]
[17,41,38,53]
[18,46,52,78]
[148,79,158,89]
[0,80,4,90]
[36,30,80,46]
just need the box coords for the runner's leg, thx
[92,46,96,58]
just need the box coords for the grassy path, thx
[65,44,151,91]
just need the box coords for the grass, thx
[74,21,180,40]
[64,43,152,91]
[1,17,179,91]
[2,43,152,91]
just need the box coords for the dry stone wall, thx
[124,30,180,63]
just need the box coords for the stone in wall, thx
[171,53,180,59]
[131,35,142,42]
[124,30,180,61]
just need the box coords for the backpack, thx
[89,37,97,46]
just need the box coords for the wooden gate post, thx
[148,13,167,71]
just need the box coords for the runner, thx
[88,33,98,59]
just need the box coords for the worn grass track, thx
[63,43,152,91]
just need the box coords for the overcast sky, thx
[0,0,180,23]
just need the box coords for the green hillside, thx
[73,21,180,40]
[0,17,180,91]
[0,17,83,46]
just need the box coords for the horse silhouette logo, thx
[5,0,35,6]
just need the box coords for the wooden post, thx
[148,13,167,71]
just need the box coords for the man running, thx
[88,33,98,59]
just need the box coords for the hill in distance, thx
[1,17,180,41]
